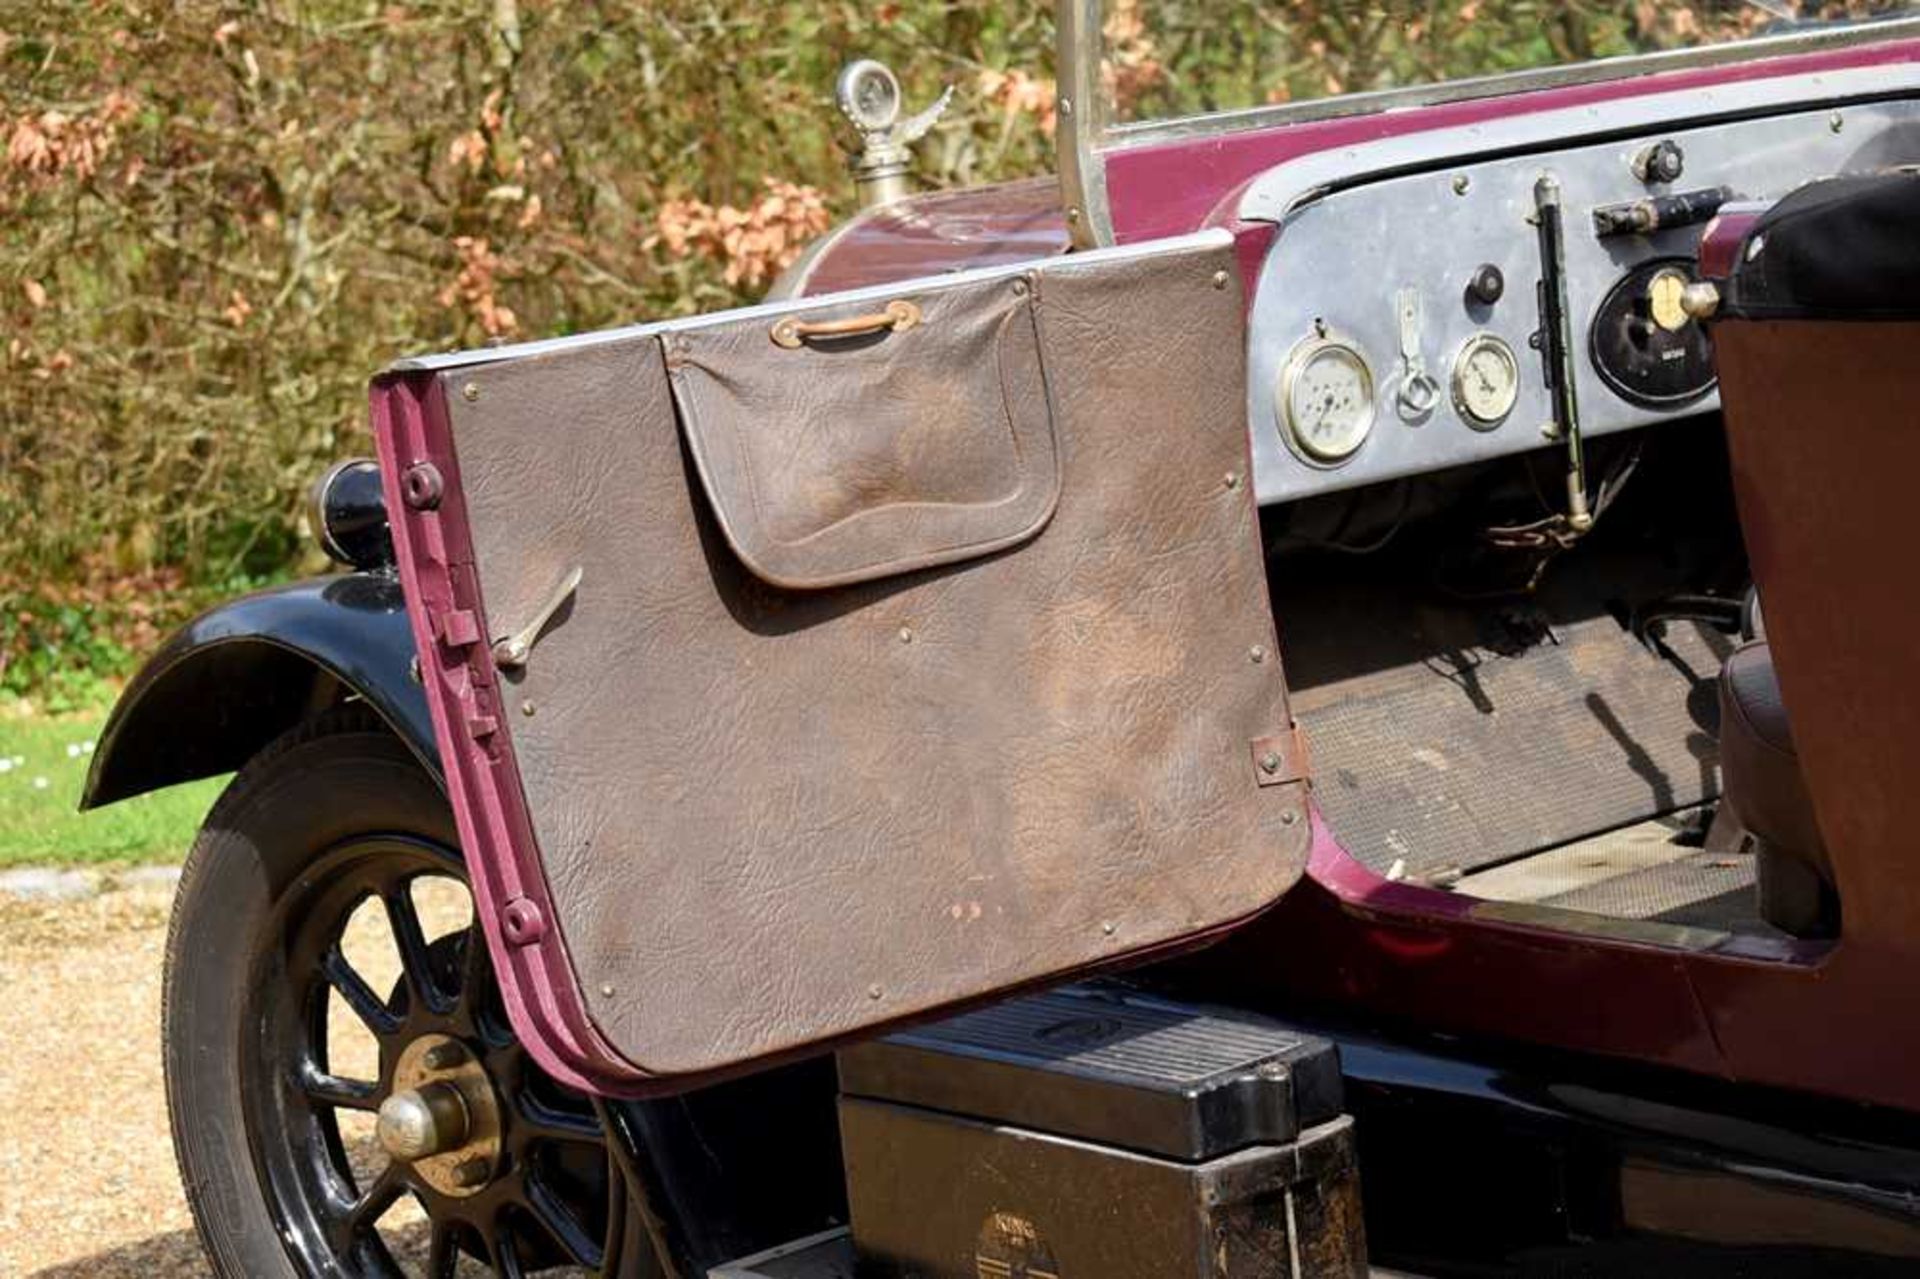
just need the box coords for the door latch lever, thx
[492,565,583,671]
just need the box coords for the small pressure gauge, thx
[1451,333,1520,429]
[1278,331,1376,466]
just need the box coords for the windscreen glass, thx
[1102,1,1916,124]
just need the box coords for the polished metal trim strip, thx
[386,227,1233,373]
[1108,17,1920,151]
[1237,61,1920,223]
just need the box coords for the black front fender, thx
[81,573,438,809]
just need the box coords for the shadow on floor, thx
[29,1219,457,1278]
[32,1229,210,1278]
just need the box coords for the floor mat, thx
[1290,612,1730,879]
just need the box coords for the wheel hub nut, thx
[376,1081,471,1162]
[451,1158,491,1189]
[383,1033,502,1197]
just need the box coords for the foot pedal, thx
[836,986,1367,1278]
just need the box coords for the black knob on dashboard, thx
[1631,139,1685,185]
[1466,263,1505,307]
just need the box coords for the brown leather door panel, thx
[374,230,1310,1095]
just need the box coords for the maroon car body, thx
[83,7,1920,1276]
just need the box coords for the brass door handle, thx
[770,299,922,349]
[492,565,582,671]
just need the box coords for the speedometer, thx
[1278,331,1376,466]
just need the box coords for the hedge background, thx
[0,1,1876,699]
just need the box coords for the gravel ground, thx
[0,875,206,1277]
[0,873,489,1277]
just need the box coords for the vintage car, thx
[81,3,1920,1275]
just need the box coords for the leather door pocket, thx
[661,271,1059,591]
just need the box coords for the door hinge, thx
[1250,724,1311,789]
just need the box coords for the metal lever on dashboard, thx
[1591,186,1732,239]
[492,565,583,672]
[1394,286,1441,420]
[1532,174,1593,534]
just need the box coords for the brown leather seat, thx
[1718,640,1836,936]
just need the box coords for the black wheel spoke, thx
[488,1230,529,1279]
[343,1163,406,1237]
[384,886,449,1015]
[526,1174,607,1268]
[461,923,515,1048]
[600,1157,630,1274]
[299,1063,381,1112]
[425,1222,462,1279]
[324,945,403,1037]
[518,1095,603,1146]
[461,920,489,1005]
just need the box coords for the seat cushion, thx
[1720,170,1920,322]
[1718,640,1828,872]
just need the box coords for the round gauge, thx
[1278,333,1376,466]
[1590,257,1716,409]
[1451,333,1520,429]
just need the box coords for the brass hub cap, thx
[376,1081,469,1160]
[379,1033,503,1197]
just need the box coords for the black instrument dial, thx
[1589,257,1717,409]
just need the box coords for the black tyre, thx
[163,709,650,1277]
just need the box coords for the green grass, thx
[0,700,225,868]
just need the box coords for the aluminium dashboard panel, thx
[1245,92,1920,506]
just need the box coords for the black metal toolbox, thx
[832,986,1367,1278]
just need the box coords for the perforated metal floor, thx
[1454,808,1770,933]
[1544,847,1755,923]
[1454,810,1710,901]
[1292,612,1728,880]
